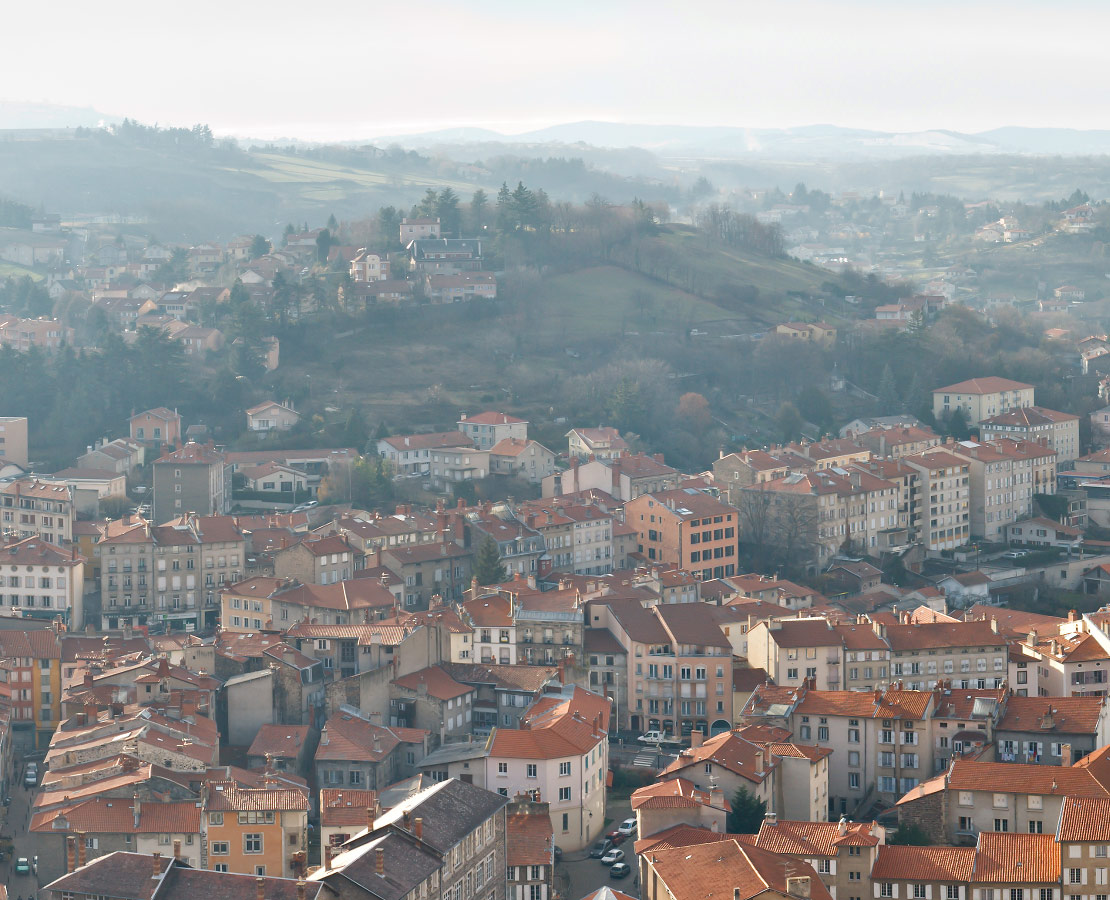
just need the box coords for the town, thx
[6,20,1110,900]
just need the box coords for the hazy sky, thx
[3,0,1107,140]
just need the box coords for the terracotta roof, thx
[461,411,526,425]
[763,742,833,763]
[981,405,1078,427]
[392,665,474,701]
[755,819,880,856]
[655,602,732,648]
[964,604,1065,636]
[899,758,1110,804]
[634,823,736,854]
[247,724,309,759]
[204,779,309,812]
[871,845,976,882]
[1057,795,1110,842]
[764,618,841,648]
[319,788,378,827]
[461,594,514,627]
[972,832,1060,883]
[0,536,84,567]
[884,620,1005,650]
[381,431,474,452]
[491,687,608,760]
[998,695,1106,735]
[646,839,833,900]
[737,724,794,744]
[934,377,1034,394]
[440,662,558,694]
[631,777,728,811]
[506,808,554,866]
[662,731,773,785]
[315,714,419,763]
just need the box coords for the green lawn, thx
[0,261,42,281]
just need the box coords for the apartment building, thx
[517,499,617,576]
[659,730,778,816]
[315,710,429,792]
[221,575,397,634]
[0,626,62,748]
[979,406,1080,463]
[855,425,941,459]
[312,778,508,900]
[903,449,970,551]
[739,467,900,569]
[933,377,1035,426]
[0,535,86,628]
[486,686,609,851]
[0,478,73,545]
[98,514,245,631]
[458,411,528,450]
[566,426,628,461]
[376,431,475,476]
[546,453,680,502]
[204,778,310,878]
[152,442,231,523]
[950,440,1020,541]
[0,415,28,467]
[506,796,555,900]
[588,598,733,736]
[626,488,739,580]
[1009,628,1110,698]
[272,533,359,585]
[884,619,1009,690]
[744,683,936,817]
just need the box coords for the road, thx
[554,796,640,900]
[4,737,64,899]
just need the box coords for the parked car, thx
[23,771,37,788]
[618,818,637,836]
[1002,550,1029,560]
[637,730,680,744]
[605,830,625,845]
[589,839,612,859]
[610,862,632,879]
[600,848,625,866]
[14,857,30,875]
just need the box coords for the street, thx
[4,734,64,899]
[554,796,640,900]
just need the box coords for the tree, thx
[436,188,462,238]
[945,407,970,441]
[677,392,712,433]
[726,786,767,834]
[343,409,369,452]
[889,824,933,846]
[473,536,506,586]
[316,228,334,264]
[469,189,489,233]
[249,235,271,260]
[797,387,833,434]
[776,401,804,442]
[876,363,899,412]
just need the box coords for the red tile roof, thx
[490,687,609,760]
[507,809,554,866]
[998,695,1107,736]
[247,724,309,759]
[972,832,1060,883]
[205,779,309,812]
[1057,795,1110,842]
[631,777,729,811]
[754,819,880,856]
[662,731,773,785]
[320,788,379,827]
[392,665,474,701]
[934,377,1034,394]
[871,845,976,882]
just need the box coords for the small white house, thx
[240,462,308,495]
[246,401,300,434]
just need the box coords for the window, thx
[1070,869,1082,885]
[948,888,959,900]
[245,834,263,854]
[914,886,927,899]
[995,819,1009,832]
[818,860,832,874]
[849,773,860,789]
[211,842,229,855]
[1029,820,1043,833]
[526,764,537,778]
[559,787,571,801]
[215,864,229,873]
[209,812,223,825]
[559,762,571,776]
[498,762,508,775]
[881,885,893,898]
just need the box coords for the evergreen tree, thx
[469,189,489,233]
[876,363,900,411]
[473,536,506,586]
[249,235,270,260]
[436,188,462,238]
[343,409,369,452]
[726,787,767,834]
[776,401,804,442]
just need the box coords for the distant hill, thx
[372,120,1110,160]
[0,102,115,129]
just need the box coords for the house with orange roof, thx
[457,410,528,450]
[0,534,86,629]
[933,377,1035,426]
[375,430,476,476]
[749,816,883,899]
[896,743,1110,843]
[639,837,833,900]
[1009,617,1110,699]
[315,708,429,794]
[390,665,476,742]
[660,730,777,814]
[203,776,309,878]
[995,694,1110,765]
[506,794,555,900]
[631,775,729,837]
[485,685,609,851]
[566,426,629,461]
[272,533,360,586]
[245,400,301,434]
[489,438,556,483]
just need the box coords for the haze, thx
[2,0,1109,141]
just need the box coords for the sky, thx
[2,0,1108,141]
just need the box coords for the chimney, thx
[173,839,181,861]
[78,832,87,867]
[297,882,307,900]
[764,811,777,825]
[1069,609,1080,623]
[990,617,999,634]
[256,877,266,900]
[324,843,334,869]
[1062,743,1073,766]
[1028,628,1038,646]
[402,810,411,831]
[66,834,77,872]
[735,890,741,900]
[415,817,424,839]
[690,730,704,749]
[376,846,385,875]
[838,815,848,835]
[787,876,812,899]
[150,850,160,878]
[710,783,724,810]
[133,792,141,829]
[367,806,375,831]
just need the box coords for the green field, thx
[0,261,42,281]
